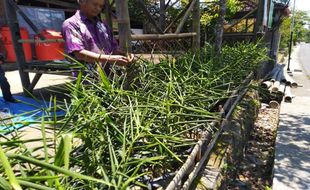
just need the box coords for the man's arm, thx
[113,49,135,63]
[105,23,135,63]
[73,50,131,66]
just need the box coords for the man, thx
[62,0,134,76]
[0,54,17,103]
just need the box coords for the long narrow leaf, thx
[0,146,22,190]
[0,176,11,190]
[7,154,113,187]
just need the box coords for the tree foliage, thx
[200,0,240,27]
[280,10,310,49]
[127,0,241,29]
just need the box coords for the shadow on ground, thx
[273,112,310,190]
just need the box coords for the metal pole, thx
[287,0,296,71]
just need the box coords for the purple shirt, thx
[62,10,118,56]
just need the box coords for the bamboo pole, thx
[115,33,196,41]
[159,0,166,30]
[276,67,284,82]
[175,0,197,34]
[164,4,189,33]
[270,68,280,82]
[192,0,200,51]
[283,71,298,88]
[214,0,227,55]
[20,33,196,43]
[254,0,264,36]
[165,0,181,11]
[182,76,251,190]
[265,64,281,81]
[269,81,280,92]
[277,83,286,96]
[261,81,273,89]
[115,0,132,53]
[284,86,292,102]
[104,0,113,29]
[135,0,164,34]
[166,73,253,190]
[269,100,279,109]
[224,8,257,32]
[165,131,213,190]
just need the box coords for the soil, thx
[224,105,280,190]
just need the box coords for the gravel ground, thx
[225,105,280,190]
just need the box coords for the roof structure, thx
[273,0,290,6]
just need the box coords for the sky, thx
[294,0,310,13]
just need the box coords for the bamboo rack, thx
[165,73,254,190]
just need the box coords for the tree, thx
[280,10,310,50]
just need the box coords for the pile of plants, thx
[0,43,268,189]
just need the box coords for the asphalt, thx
[272,44,310,190]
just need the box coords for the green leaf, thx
[17,176,59,182]
[0,176,12,190]
[0,146,22,190]
[54,134,73,170]
[8,154,113,187]
[97,63,112,91]
[18,179,55,190]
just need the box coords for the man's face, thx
[81,0,105,18]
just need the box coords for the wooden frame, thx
[1,0,201,94]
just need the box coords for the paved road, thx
[273,45,310,190]
[298,43,310,78]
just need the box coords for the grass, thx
[0,42,268,189]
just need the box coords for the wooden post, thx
[104,0,113,29]
[8,0,43,38]
[192,0,200,51]
[270,10,281,62]
[214,0,227,55]
[115,0,132,53]
[159,0,166,30]
[4,0,31,94]
[254,0,265,37]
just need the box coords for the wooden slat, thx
[224,8,257,32]
[223,32,255,37]
[115,33,196,41]
[4,0,31,94]
[8,0,44,38]
[31,0,78,8]
[18,39,65,43]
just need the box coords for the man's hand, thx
[74,50,134,67]
[127,53,135,63]
[109,55,130,66]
